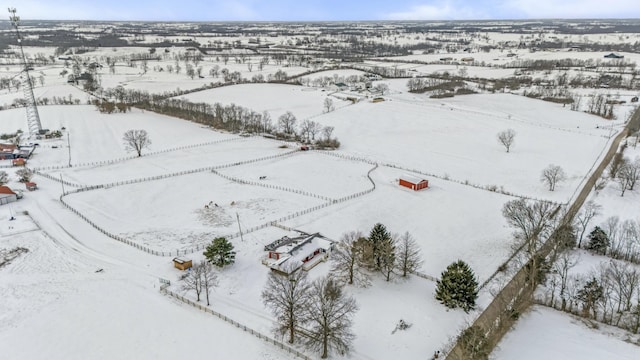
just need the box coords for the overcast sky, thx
[8,0,639,21]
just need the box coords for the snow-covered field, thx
[176,83,350,120]
[2,26,638,359]
[493,306,640,360]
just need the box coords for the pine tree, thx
[435,260,479,312]
[204,237,236,267]
[576,276,603,318]
[368,223,391,270]
[585,226,609,255]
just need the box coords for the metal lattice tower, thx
[8,8,43,139]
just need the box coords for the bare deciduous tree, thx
[262,269,311,344]
[322,126,334,141]
[541,164,567,191]
[323,98,335,113]
[574,201,602,248]
[616,157,640,196]
[497,129,516,153]
[379,234,397,282]
[278,111,297,135]
[181,262,205,302]
[305,276,358,358]
[200,261,218,306]
[374,83,389,95]
[502,199,557,249]
[395,231,423,277]
[123,129,152,157]
[502,199,557,289]
[553,252,579,310]
[331,231,371,287]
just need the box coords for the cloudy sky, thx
[8,0,639,21]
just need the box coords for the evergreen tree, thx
[585,226,609,255]
[368,223,391,270]
[576,276,603,318]
[435,260,479,312]
[204,237,236,267]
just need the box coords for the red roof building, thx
[399,174,429,191]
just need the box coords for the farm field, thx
[310,93,617,202]
[2,17,640,360]
[64,171,326,250]
[177,83,351,120]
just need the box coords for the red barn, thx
[399,174,429,191]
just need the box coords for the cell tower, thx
[8,8,43,139]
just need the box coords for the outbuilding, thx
[0,186,18,205]
[12,158,26,166]
[25,182,38,191]
[399,174,429,191]
[173,257,193,270]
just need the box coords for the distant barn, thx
[399,174,429,191]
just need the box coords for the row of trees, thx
[331,224,479,312]
[262,272,357,358]
[542,253,640,333]
[330,224,423,285]
[581,216,640,264]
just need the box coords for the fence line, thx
[39,148,301,191]
[211,169,333,202]
[58,163,379,257]
[159,286,312,360]
[31,136,245,172]
[315,150,562,204]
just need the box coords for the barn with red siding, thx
[399,174,429,191]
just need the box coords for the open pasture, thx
[63,172,326,251]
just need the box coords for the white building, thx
[263,233,334,275]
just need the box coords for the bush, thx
[315,138,341,149]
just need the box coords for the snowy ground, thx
[1,36,637,359]
[493,306,640,360]
[176,83,351,120]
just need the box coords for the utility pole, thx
[67,130,71,167]
[8,8,43,139]
[236,213,243,242]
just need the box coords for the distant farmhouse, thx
[263,233,335,275]
[604,53,624,59]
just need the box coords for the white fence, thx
[160,287,312,360]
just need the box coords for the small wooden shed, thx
[25,182,38,191]
[399,174,429,191]
[173,257,193,270]
[12,158,26,166]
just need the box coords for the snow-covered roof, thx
[400,174,427,185]
[172,257,191,264]
[268,233,334,274]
